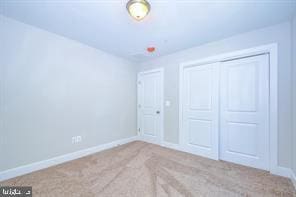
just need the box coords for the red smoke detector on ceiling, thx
[147,47,155,53]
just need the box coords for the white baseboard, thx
[270,166,293,178]
[161,141,182,151]
[291,170,296,190]
[270,167,296,190]
[137,136,160,145]
[2,136,295,191]
[140,139,183,152]
[0,136,139,182]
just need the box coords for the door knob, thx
[156,111,160,114]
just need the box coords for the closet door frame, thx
[179,43,278,174]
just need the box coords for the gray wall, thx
[139,22,293,169]
[293,14,296,175]
[0,16,137,171]
[0,14,294,174]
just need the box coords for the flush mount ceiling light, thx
[126,0,151,21]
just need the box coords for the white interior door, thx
[220,54,269,170]
[182,63,219,160]
[138,70,163,144]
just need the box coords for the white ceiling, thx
[1,0,296,62]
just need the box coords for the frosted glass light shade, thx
[127,0,150,21]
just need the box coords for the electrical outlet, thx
[72,136,76,144]
[72,136,82,144]
[77,136,82,142]
[165,100,171,107]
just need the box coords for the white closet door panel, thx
[220,54,269,170]
[182,63,219,160]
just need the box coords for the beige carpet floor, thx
[1,141,295,197]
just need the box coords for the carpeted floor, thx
[1,141,295,197]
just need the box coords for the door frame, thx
[137,68,164,144]
[179,43,278,173]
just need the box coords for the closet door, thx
[182,63,219,160]
[220,54,269,170]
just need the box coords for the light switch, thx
[165,100,171,107]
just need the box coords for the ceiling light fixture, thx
[126,0,150,21]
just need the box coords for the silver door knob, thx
[156,111,160,114]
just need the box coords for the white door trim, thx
[179,43,278,173]
[137,68,164,144]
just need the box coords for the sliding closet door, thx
[220,54,269,170]
[182,63,219,160]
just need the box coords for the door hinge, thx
[138,81,141,85]
[138,128,141,133]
